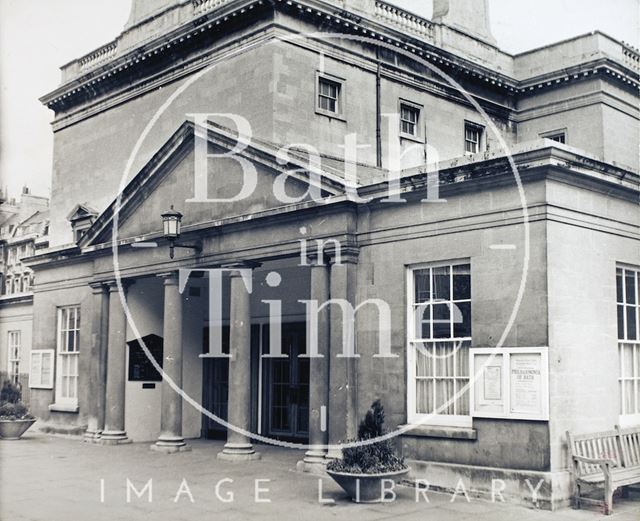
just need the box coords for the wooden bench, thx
[567,426,640,515]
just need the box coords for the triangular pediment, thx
[67,204,98,223]
[81,121,349,248]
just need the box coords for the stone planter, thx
[326,467,410,503]
[0,418,36,440]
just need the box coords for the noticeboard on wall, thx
[470,347,549,421]
[127,334,163,382]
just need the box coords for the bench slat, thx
[622,431,640,466]
[571,429,618,441]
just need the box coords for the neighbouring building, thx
[26,0,639,509]
[0,187,49,399]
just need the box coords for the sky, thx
[0,0,638,200]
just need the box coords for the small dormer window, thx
[67,204,98,245]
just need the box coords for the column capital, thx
[306,251,330,266]
[328,245,359,266]
[157,271,179,285]
[89,281,109,294]
[222,261,261,277]
[105,279,134,293]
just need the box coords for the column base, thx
[150,436,191,454]
[83,429,102,443]
[297,449,328,475]
[98,430,132,445]
[217,443,261,461]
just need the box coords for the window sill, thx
[315,108,346,122]
[399,133,423,144]
[399,424,477,440]
[48,403,79,413]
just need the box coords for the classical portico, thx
[82,234,359,465]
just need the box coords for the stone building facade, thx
[25,0,639,509]
[0,187,49,399]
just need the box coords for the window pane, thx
[617,269,624,302]
[436,342,454,378]
[401,106,417,123]
[432,303,450,338]
[415,304,431,339]
[626,271,637,304]
[401,120,415,135]
[618,305,625,340]
[432,266,450,301]
[624,380,635,414]
[415,344,433,377]
[453,302,472,338]
[622,344,634,378]
[453,264,471,300]
[456,381,470,415]
[455,342,470,377]
[627,306,637,340]
[414,270,431,303]
[416,380,433,414]
[435,379,454,414]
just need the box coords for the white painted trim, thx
[470,347,550,421]
[54,306,80,408]
[406,261,473,428]
[28,349,54,389]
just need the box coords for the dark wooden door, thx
[201,326,229,439]
[263,322,309,442]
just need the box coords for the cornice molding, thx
[24,144,639,273]
[40,0,639,131]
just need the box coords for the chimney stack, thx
[433,0,497,46]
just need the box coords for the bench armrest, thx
[572,455,616,466]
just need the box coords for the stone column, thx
[151,273,190,453]
[218,267,260,461]
[298,254,331,472]
[85,283,109,442]
[327,247,359,459]
[100,280,132,444]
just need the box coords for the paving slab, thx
[1,432,638,521]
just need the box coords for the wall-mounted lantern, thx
[161,206,202,259]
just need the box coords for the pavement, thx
[1,431,639,521]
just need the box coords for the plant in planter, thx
[0,380,36,440]
[326,400,409,503]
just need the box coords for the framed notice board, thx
[470,347,549,421]
[127,334,163,382]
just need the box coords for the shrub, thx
[0,380,22,404]
[0,402,31,420]
[327,400,407,474]
[0,380,33,420]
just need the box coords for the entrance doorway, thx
[262,322,309,442]
[201,322,309,443]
